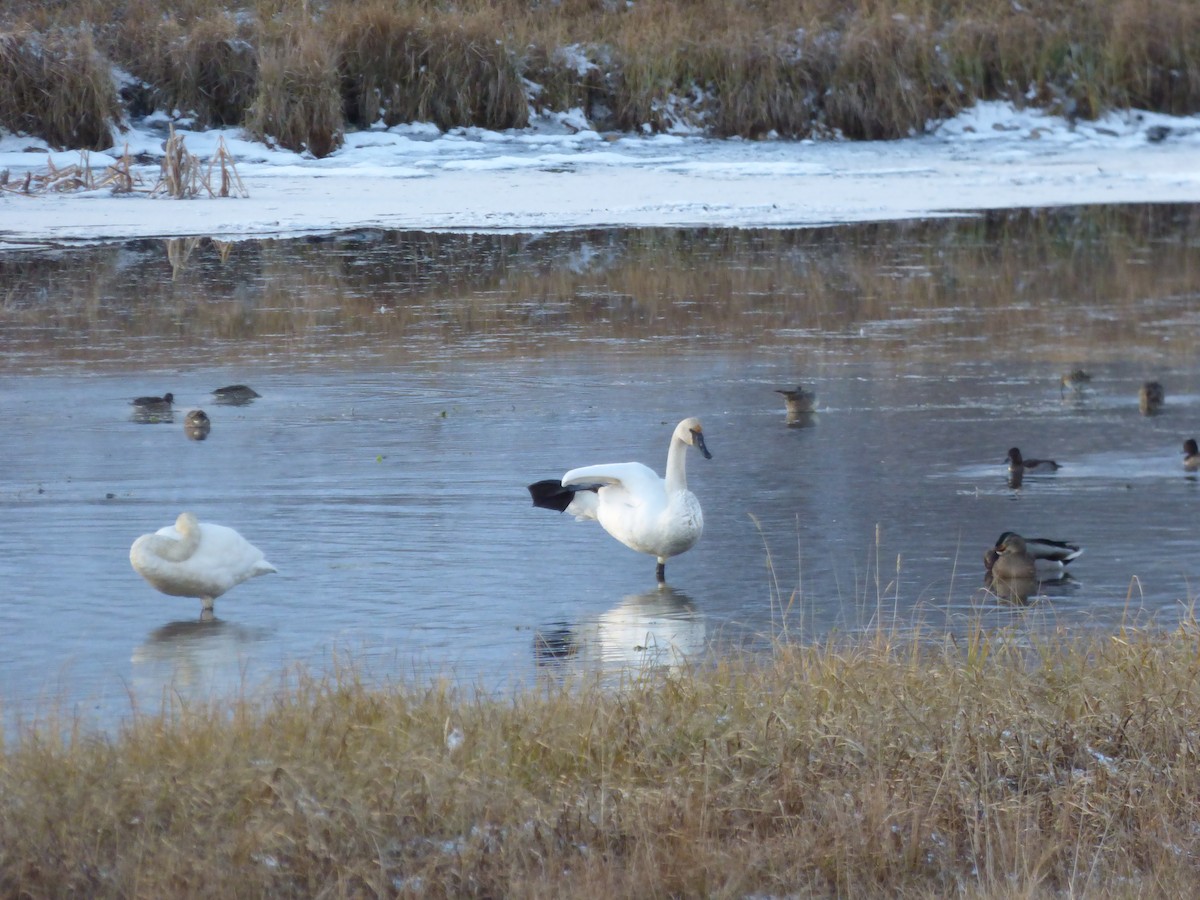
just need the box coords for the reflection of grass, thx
[2,206,1199,368]
[5,619,1200,895]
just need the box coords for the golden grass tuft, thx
[245,25,343,158]
[0,26,119,150]
[4,623,1200,896]
[4,0,1200,150]
[333,3,528,132]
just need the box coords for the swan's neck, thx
[157,522,201,562]
[664,435,689,495]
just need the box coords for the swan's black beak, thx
[692,429,712,460]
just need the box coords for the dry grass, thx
[245,23,343,156]
[4,620,1200,897]
[2,0,1199,153]
[0,26,120,150]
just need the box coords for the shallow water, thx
[2,207,1199,734]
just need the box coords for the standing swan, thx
[528,417,712,582]
[130,512,276,616]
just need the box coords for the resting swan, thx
[528,417,712,582]
[130,512,276,615]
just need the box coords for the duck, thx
[528,417,712,582]
[987,532,1037,581]
[213,384,260,404]
[1060,369,1092,395]
[131,392,174,412]
[1184,438,1199,472]
[1006,447,1060,473]
[184,409,211,440]
[984,531,1082,574]
[775,385,817,417]
[130,512,276,616]
[1139,381,1165,415]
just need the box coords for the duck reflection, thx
[533,584,706,677]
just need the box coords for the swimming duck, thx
[213,384,261,404]
[1139,381,1165,415]
[1184,438,1199,472]
[987,532,1037,581]
[184,409,211,440]
[1006,447,1060,473]
[1060,369,1092,395]
[130,512,276,615]
[776,385,817,417]
[131,392,174,412]
[984,531,1082,573]
[528,417,712,582]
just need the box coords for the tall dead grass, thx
[245,24,343,157]
[3,622,1200,896]
[0,26,119,150]
[2,0,1199,153]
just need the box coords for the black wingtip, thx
[528,479,575,512]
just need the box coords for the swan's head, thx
[1005,447,1022,465]
[1185,439,1198,457]
[675,417,712,460]
[175,511,200,536]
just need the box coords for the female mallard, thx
[131,392,174,412]
[1006,447,1060,473]
[184,409,211,440]
[130,512,276,615]
[213,384,261,404]
[1184,438,1199,472]
[1139,381,1165,415]
[775,385,817,418]
[1060,369,1092,395]
[528,417,712,583]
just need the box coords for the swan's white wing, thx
[562,462,663,505]
[192,523,277,578]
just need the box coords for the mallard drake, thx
[1007,447,1060,473]
[528,417,712,583]
[1184,438,1199,472]
[984,531,1082,573]
[184,409,211,440]
[1139,381,1165,415]
[130,512,276,615]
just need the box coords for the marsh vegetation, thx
[4,623,1200,897]
[1,0,1199,156]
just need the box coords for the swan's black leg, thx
[656,561,666,582]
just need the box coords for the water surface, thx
[2,207,1199,733]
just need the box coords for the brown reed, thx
[2,0,1198,154]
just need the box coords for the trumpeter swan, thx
[130,512,276,616]
[528,417,712,582]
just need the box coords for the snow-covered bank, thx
[2,102,1199,249]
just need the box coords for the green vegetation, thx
[4,620,1200,897]
[1,0,1199,155]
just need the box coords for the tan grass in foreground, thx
[3,621,1200,897]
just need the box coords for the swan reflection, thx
[131,617,269,695]
[534,584,706,678]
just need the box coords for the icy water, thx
[2,206,1199,734]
